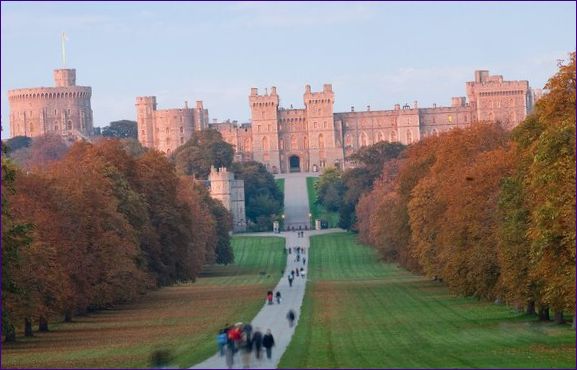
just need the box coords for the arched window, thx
[406,130,413,144]
[318,133,324,149]
[262,136,269,151]
[67,120,72,130]
[377,131,384,142]
[303,135,308,149]
[390,131,397,142]
[291,135,297,150]
[360,132,369,147]
[345,133,352,147]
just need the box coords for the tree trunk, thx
[64,311,72,322]
[3,322,16,342]
[24,318,33,337]
[38,316,49,332]
[526,301,536,315]
[538,306,550,321]
[554,310,565,324]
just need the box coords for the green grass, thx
[1,236,285,369]
[306,177,339,228]
[279,233,576,368]
[275,178,285,194]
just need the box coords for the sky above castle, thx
[1,1,576,137]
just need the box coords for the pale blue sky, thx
[1,1,575,137]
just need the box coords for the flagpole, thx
[61,32,67,67]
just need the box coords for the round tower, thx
[8,68,93,138]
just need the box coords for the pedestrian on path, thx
[303,257,306,265]
[288,275,293,287]
[295,269,299,277]
[240,331,252,368]
[217,329,227,356]
[287,309,296,327]
[267,290,273,305]
[262,329,275,360]
[252,328,263,360]
[275,291,282,304]
[225,343,234,369]
[300,267,305,278]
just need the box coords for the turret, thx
[54,69,76,87]
[135,96,157,148]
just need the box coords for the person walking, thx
[275,291,282,304]
[262,329,275,360]
[240,331,252,368]
[287,310,296,328]
[288,274,293,287]
[267,290,273,305]
[252,328,263,360]
[217,329,227,356]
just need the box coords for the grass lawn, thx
[275,178,285,194]
[1,236,285,369]
[306,177,339,228]
[279,232,576,368]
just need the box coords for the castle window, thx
[360,132,368,147]
[67,120,72,130]
[314,121,317,129]
[268,124,271,132]
[319,134,325,149]
[257,125,261,132]
[390,131,397,142]
[406,130,413,144]
[180,126,184,133]
[323,121,327,129]
[291,135,297,150]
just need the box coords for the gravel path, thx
[191,173,340,369]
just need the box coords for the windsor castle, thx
[9,69,538,175]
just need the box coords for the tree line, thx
[355,53,575,323]
[2,137,233,342]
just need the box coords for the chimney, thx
[351,106,355,112]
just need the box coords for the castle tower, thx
[53,69,76,87]
[8,68,93,139]
[209,166,246,232]
[135,96,157,149]
[466,70,531,128]
[249,87,281,173]
[304,84,343,171]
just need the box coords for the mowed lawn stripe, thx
[279,232,575,368]
[1,236,285,369]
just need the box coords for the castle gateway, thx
[215,70,535,174]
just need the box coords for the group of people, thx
[266,290,282,304]
[217,322,275,368]
[297,231,305,238]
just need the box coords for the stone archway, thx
[289,155,300,173]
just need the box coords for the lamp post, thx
[281,214,285,231]
[308,212,312,230]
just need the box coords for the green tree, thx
[101,120,138,139]
[172,129,234,178]
[231,161,283,231]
